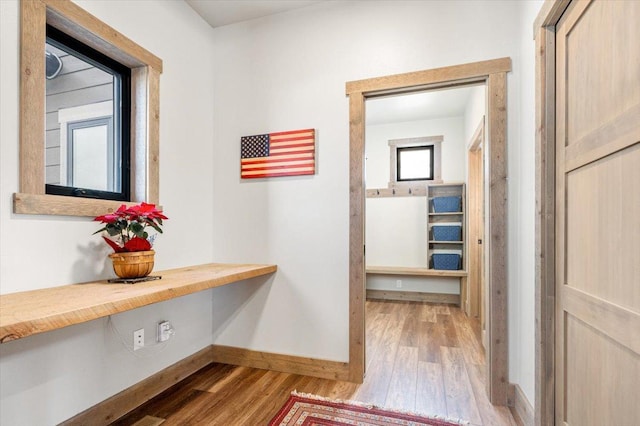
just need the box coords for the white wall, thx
[366,117,467,189]
[464,85,487,147]
[209,0,537,407]
[0,1,217,424]
[509,0,544,404]
[366,117,466,268]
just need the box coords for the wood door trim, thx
[345,58,511,95]
[486,72,509,404]
[346,57,511,405]
[533,0,572,34]
[535,1,572,425]
[348,91,366,383]
[554,9,569,425]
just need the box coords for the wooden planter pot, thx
[109,250,155,279]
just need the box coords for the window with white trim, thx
[388,136,443,187]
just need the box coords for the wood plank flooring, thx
[111,300,517,425]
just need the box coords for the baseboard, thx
[60,344,350,424]
[211,344,351,381]
[508,383,534,426]
[61,346,213,426]
[366,289,459,305]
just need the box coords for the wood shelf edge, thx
[366,266,467,277]
[0,263,277,343]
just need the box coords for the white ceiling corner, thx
[185,0,323,29]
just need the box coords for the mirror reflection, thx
[44,27,128,199]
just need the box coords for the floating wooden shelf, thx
[0,263,277,343]
[366,266,467,278]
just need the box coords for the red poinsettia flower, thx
[94,202,168,253]
[142,203,168,220]
[123,237,152,252]
[94,204,128,224]
[102,236,126,253]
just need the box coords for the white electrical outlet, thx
[133,328,144,350]
[396,279,402,289]
[158,321,174,342]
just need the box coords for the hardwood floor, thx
[111,300,517,425]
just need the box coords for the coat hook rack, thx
[365,186,427,198]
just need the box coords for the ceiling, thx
[366,86,481,126]
[185,0,322,28]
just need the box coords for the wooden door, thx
[467,119,485,328]
[555,0,640,424]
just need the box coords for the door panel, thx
[556,0,640,424]
[565,0,640,145]
[566,145,640,309]
[565,314,640,425]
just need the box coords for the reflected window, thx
[45,25,130,201]
[68,117,114,191]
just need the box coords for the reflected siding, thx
[44,46,114,185]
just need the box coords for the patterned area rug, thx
[269,392,468,425]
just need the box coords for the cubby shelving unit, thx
[427,183,466,273]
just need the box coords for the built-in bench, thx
[0,263,277,343]
[366,265,467,306]
[366,265,467,277]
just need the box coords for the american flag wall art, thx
[240,129,315,179]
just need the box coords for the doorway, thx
[346,57,511,405]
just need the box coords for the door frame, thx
[534,1,572,425]
[346,57,511,404]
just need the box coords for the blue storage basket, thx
[432,196,461,213]
[432,253,461,270]
[432,225,462,241]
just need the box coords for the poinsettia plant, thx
[94,202,168,253]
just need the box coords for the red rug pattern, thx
[269,392,467,425]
